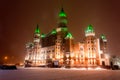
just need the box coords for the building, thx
[25,8,110,68]
[110,56,120,69]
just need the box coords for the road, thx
[0,67,120,80]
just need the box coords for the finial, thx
[60,0,63,7]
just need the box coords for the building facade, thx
[25,8,110,68]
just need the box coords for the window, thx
[52,50,54,52]
[80,48,83,51]
[91,41,94,43]
[89,48,90,50]
[87,41,89,44]
[81,55,83,57]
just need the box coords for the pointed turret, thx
[59,8,67,17]
[34,24,41,43]
[35,24,40,34]
[65,32,73,39]
[58,8,68,27]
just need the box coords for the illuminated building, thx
[25,8,110,68]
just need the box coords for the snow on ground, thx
[0,67,120,80]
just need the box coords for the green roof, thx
[101,34,106,40]
[35,24,40,33]
[61,27,68,32]
[51,29,57,34]
[85,24,94,33]
[41,33,46,38]
[65,32,73,39]
[59,8,67,17]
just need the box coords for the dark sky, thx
[0,0,120,63]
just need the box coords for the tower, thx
[32,25,41,66]
[25,25,41,67]
[85,24,95,37]
[99,34,110,66]
[34,24,40,43]
[100,34,107,54]
[54,8,68,67]
[58,8,68,28]
[64,32,74,67]
[84,25,98,67]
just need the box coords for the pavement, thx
[0,67,120,80]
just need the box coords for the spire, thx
[34,24,40,43]
[35,24,40,34]
[58,7,68,27]
[59,8,67,17]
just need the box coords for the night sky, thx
[0,0,120,63]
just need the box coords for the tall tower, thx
[99,34,110,66]
[54,7,69,67]
[84,25,98,67]
[100,34,107,54]
[25,25,41,67]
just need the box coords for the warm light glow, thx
[70,53,74,57]
[4,56,8,60]
[95,67,105,70]
[76,55,78,58]
[105,54,110,59]
[24,7,110,68]
[66,54,69,58]
[60,55,63,58]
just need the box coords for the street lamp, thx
[4,56,8,60]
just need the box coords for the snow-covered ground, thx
[0,67,120,80]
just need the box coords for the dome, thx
[85,24,94,33]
